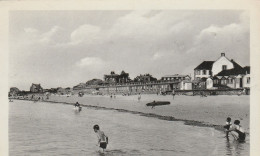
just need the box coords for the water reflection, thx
[225,136,247,156]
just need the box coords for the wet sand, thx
[17,94,250,133]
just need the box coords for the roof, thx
[162,74,190,78]
[194,61,214,70]
[216,64,247,76]
[31,84,42,89]
[230,59,243,71]
[182,80,192,83]
[244,66,250,74]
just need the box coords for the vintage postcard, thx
[0,0,260,156]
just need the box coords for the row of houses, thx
[73,53,250,95]
[10,53,250,96]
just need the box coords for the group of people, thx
[224,117,246,142]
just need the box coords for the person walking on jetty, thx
[225,120,246,142]
[93,125,108,152]
[224,117,232,137]
[172,90,175,100]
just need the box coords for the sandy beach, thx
[29,94,250,134]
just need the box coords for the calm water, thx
[9,100,249,156]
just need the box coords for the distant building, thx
[213,66,250,89]
[30,83,43,93]
[104,71,119,84]
[104,71,131,84]
[180,80,192,90]
[194,53,244,80]
[161,74,191,81]
[134,74,157,82]
[194,53,250,89]
[194,61,214,80]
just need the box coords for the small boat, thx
[146,101,170,107]
[74,106,82,112]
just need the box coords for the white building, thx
[161,74,191,81]
[180,80,193,90]
[194,53,250,89]
[211,53,234,76]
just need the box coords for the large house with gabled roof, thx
[194,53,250,89]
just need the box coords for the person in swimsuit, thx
[93,125,108,152]
[224,117,232,137]
[225,120,246,142]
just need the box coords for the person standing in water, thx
[93,125,108,152]
[74,102,80,107]
[224,117,232,137]
[225,120,246,142]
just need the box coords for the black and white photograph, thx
[1,1,260,156]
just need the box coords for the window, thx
[222,65,227,70]
[203,70,206,75]
[209,70,212,75]
[247,77,250,84]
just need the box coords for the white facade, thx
[212,54,234,76]
[242,74,250,88]
[180,81,192,90]
[206,78,213,89]
[235,75,243,89]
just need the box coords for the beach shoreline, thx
[12,94,250,135]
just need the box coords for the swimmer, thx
[93,125,108,152]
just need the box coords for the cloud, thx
[76,57,105,70]
[186,11,249,65]
[70,24,101,45]
[10,11,250,89]
[152,53,163,60]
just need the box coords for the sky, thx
[9,10,250,90]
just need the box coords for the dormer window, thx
[222,65,227,70]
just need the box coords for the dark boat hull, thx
[146,101,170,106]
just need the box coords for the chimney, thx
[221,53,225,57]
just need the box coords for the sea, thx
[9,100,249,156]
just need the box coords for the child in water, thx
[93,125,108,152]
[225,120,246,142]
[224,117,232,137]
